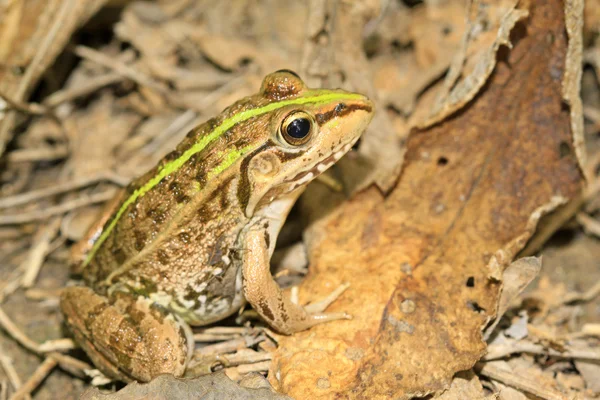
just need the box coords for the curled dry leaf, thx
[412,0,529,128]
[269,0,584,398]
[483,256,541,340]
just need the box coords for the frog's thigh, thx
[242,229,350,335]
[60,287,193,382]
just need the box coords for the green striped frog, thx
[60,70,374,382]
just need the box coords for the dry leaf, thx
[434,371,492,400]
[270,0,583,398]
[483,256,541,339]
[80,372,291,400]
[0,0,108,157]
[575,360,600,395]
[413,0,528,128]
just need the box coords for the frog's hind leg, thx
[242,229,351,335]
[60,287,193,382]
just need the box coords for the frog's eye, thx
[280,111,315,146]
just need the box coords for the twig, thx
[233,360,271,375]
[0,189,115,225]
[561,279,600,305]
[576,212,600,238]
[193,326,254,342]
[197,335,265,356]
[218,349,272,367]
[0,171,127,209]
[38,339,76,353]
[47,353,91,379]
[6,146,69,163]
[196,327,253,335]
[1,379,7,400]
[43,72,124,108]
[0,307,40,353]
[0,347,29,400]
[0,90,48,116]
[485,339,600,361]
[20,218,61,288]
[0,277,22,304]
[476,361,568,400]
[223,360,271,382]
[194,333,242,342]
[0,306,89,381]
[8,357,57,400]
[73,45,168,94]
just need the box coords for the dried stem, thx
[8,357,57,400]
[0,190,115,225]
[0,171,127,209]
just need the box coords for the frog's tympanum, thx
[60,70,374,382]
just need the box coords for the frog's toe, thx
[61,287,193,382]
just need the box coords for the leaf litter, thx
[0,0,598,399]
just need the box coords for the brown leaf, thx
[412,0,529,128]
[270,0,583,398]
[483,256,541,340]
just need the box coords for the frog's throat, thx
[83,91,367,268]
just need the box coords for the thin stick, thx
[0,347,29,400]
[43,73,124,108]
[561,278,600,305]
[1,379,7,400]
[47,353,90,379]
[197,335,265,356]
[73,45,167,94]
[0,307,40,353]
[0,171,127,209]
[576,212,600,238]
[476,362,568,400]
[485,340,600,362]
[0,278,23,303]
[235,360,271,374]
[38,339,76,353]
[8,357,57,400]
[6,146,69,163]
[219,349,272,366]
[21,218,61,288]
[0,190,115,225]
[0,90,47,116]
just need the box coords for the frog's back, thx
[82,96,273,323]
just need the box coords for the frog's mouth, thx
[284,138,357,192]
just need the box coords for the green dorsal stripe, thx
[83,91,365,267]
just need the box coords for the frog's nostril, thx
[335,103,346,113]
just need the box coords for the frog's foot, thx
[60,287,194,382]
[242,229,351,335]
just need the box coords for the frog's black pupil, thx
[286,118,311,139]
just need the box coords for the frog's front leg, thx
[60,287,193,382]
[242,229,351,335]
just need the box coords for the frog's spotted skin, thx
[61,71,374,382]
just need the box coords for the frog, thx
[60,70,374,382]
